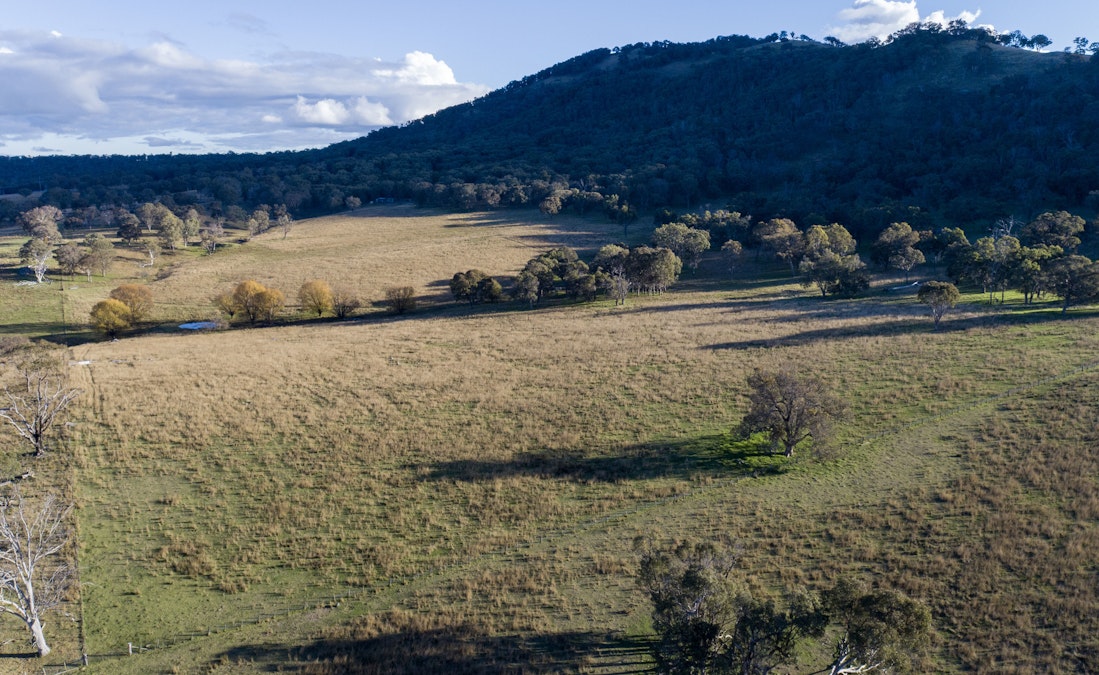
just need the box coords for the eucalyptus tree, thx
[0,490,72,657]
[917,281,961,328]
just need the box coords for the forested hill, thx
[3,25,1099,233]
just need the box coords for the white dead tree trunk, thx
[0,490,72,657]
[0,365,81,458]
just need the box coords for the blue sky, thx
[1,1,1095,156]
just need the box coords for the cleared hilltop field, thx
[2,207,1099,673]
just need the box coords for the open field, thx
[2,207,1099,673]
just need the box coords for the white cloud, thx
[377,51,458,86]
[0,30,489,155]
[351,97,393,126]
[831,0,918,43]
[829,1,983,44]
[292,96,350,125]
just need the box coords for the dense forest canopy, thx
[2,22,1098,236]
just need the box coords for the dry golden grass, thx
[6,206,1099,673]
[144,205,627,322]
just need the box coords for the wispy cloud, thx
[829,1,984,44]
[0,30,488,155]
[225,13,273,36]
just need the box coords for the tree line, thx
[450,242,685,310]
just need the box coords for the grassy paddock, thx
[2,207,1099,672]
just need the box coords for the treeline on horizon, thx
[2,22,1099,240]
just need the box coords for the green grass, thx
[3,209,1099,673]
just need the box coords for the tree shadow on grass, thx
[418,435,787,484]
[212,626,655,674]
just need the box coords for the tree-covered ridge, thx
[2,24,1098,234]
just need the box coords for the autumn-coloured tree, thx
[89,299,131,337]
[228,280,284,323]
[299,280,335,317]
[109,284,154,323]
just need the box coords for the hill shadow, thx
[705,305,1099,350]
[212,628,654,674]
[418,435,785,484]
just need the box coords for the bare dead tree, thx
[0,355,82,458]
[0,490,72,657]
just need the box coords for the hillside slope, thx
[2,26,1098,231]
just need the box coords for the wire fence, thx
[42,355,1099,672]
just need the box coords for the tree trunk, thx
[29,616,49,657]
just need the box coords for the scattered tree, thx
[140,239,160,267]
[1045,254,1099,313]
[629,246,682,294]
[331,287,363,319]
[917,281,961,328]
[18,206,63,243]
[755,218,804,274]
[1011,245,1062,304]
[0,350,82,457]
[0,490,73,657]
[873,222,925,279]
[213,291,238,320]
[19,238,53,284]
[200,219,225,255]
[636,539,929,675]
[512,270,541,307]
[800,250,870,297]
[275,205,293,239]
[227,280,285,324]
[653,222,712,270]
[182,208,203,247]
[53,243,84,278]
[298,280,335,317]
[115,211,143,244]
[80,234,115,277]
[384,286,417,314]
[738,368,845,457]
[1020,210,1085,252]
[89,298,131,337]
[721,239,743,273]
[451,270,505,306]
[108,284,154,323]
[821,578,932,675]
[636,538,740,674]
[246,208,270,239]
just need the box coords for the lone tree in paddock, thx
[917,281,961,328]
[737,368,845,457]
[0,490,72,657]
[0,348,82,457]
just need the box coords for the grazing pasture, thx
[2,207,1098,673]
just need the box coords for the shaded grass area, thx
[208,611,651,674]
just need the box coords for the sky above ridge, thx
[1,1,1095,156]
